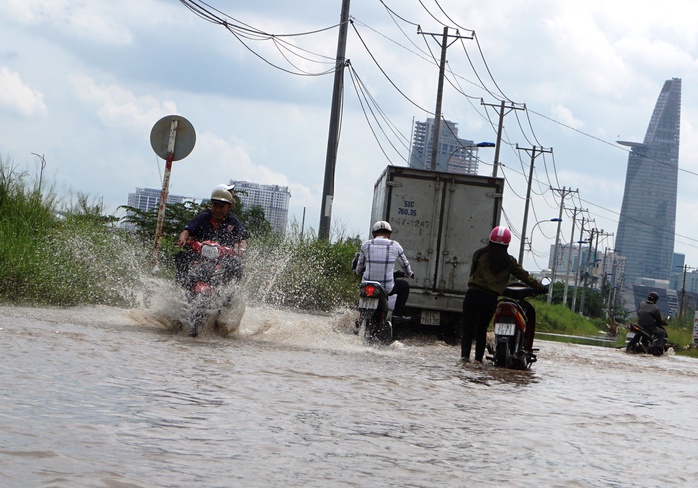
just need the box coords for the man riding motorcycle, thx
[637,291,668,356]
[174,186,249,287]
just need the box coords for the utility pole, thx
[481,100,525,177]
[547,187,577,304]
[562,207,581,308]
[677,264,694,318]
[418,26,473,171]
[516,144,553,264]
[571,217,588,313]
[579,228,604,316]
[318,0,350,240]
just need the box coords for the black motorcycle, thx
[355,279,393,344]
[625,323,668,356]
[486,282,546,369]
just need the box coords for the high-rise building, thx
[122,187,191,230]
[126,187,190,213]
[615,78,681,290]
[408,118,479,174]
[230,181,291,235]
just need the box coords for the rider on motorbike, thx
[354,221,414,321]
[637,291,668,355]
[174,186,249,287]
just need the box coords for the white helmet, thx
[210,187,233,204]
[372,220,392,234]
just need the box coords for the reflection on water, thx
[1,303,698,487]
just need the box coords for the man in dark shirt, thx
[175,186,249,286]
[637,291,668,355]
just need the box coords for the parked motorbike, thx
[486,282,546,369]
[181,240,244,337]
[625,323,668,356]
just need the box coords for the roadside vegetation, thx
[2,158,696,354]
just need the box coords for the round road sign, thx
[149,115,196,161]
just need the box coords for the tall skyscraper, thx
[408,118,479,174]
[615,78,681,289]
[230,181,291,235]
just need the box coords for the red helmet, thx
[489,226,511,245]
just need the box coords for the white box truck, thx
[370,166,504,343]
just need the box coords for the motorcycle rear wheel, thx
[365,317,393,344]
[494,339,511,368]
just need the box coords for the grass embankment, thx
[0,159,360,311]
[0,163,148,306]
[532,297,698,357]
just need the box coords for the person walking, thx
[461,226,545,362]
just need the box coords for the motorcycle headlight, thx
[201,244,220,260]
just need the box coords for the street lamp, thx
[526,218,561,252]
[31,153,46,193]
[443,141,495,173]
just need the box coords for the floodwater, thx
[2,300,698,487]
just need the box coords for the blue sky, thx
[2,0,698,272]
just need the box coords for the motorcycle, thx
[181,240,244,337]
[355,280,394,344]
[486,282,546,369]
[625,323,668,356]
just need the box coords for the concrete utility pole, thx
[319,0,350,241]
[481,100,524,178]
[579,228,606,315]
[571,216,588,313]
[516,144,553,264]
[418,26,473,171]
[677,264,694,318]
[547,187,577,304]
[562,207,581,308]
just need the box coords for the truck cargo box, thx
[370,166,504,339]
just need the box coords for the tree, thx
[237,205,273,237]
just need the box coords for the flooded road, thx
[1,303,697,487]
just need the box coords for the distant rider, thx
[175,185,249,286]
[461,226,545,363]
[637,291,668,355]
[354,221,414,321]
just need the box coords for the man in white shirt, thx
[354,221,414,321]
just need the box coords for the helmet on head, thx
[213,183,235,193]
[372,220,392,234]
[210,187,233,204]
[489,226,511,245]
[647,291,659,304]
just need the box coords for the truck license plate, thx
[494,323,515,336]
[358,298,379,309]
[420,311,440,325]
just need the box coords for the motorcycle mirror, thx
[541,277,551,286]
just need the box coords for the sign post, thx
[148,115,196,273]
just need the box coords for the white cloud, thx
[1,0,134,46]
[70,74,177,132]
[0,67,47,116]
[550,104,584,130]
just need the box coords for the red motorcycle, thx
[182,240,243,337]
[486,282,546,369]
